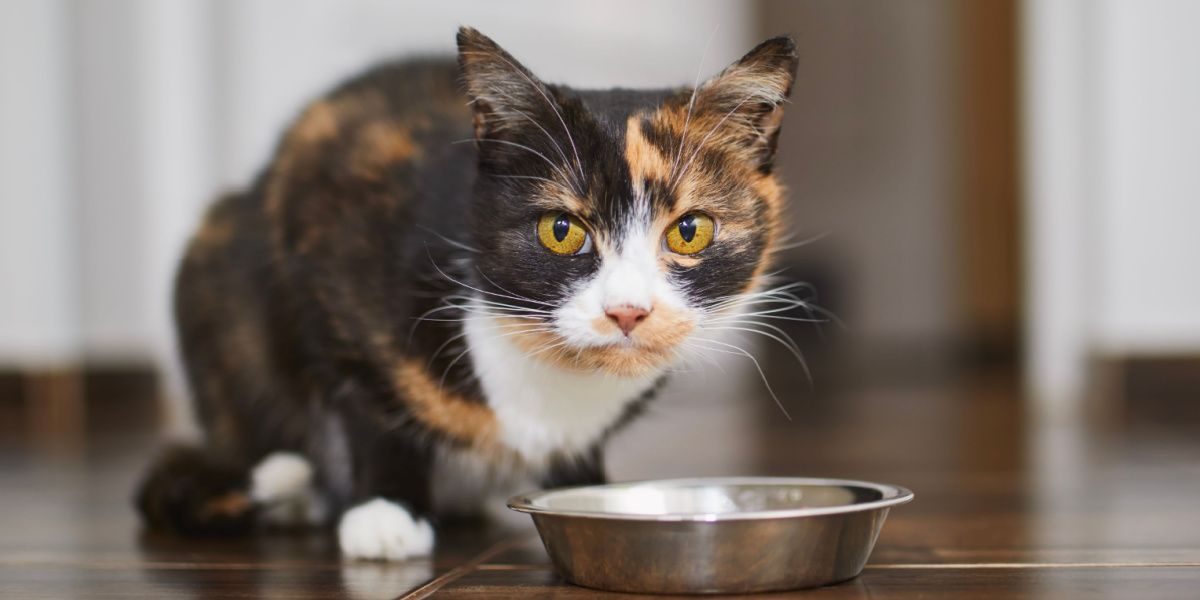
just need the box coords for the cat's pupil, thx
[678,215,697,243]
[552,214,571,242]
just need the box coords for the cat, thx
[136,26,798,561]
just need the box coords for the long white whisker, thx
[492,173,569,190]
[461,49,586,184]
[429,320,552,364]
[453,138,575,185]
[688,336,792,421]
[698,325,811,386]
[671,93,758,191]
[475,267,549,308]
[445,294,554,314]
[505,106,579,191]
[669,25,719,182]
[416,225,480,254]
[425,252,556,307]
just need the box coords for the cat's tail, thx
[134,445,259,536]
[136,445,320,536]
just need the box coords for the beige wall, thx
[759,0,963,354]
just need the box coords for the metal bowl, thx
[508,477,913,594]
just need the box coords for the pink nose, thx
[605,305,651,336]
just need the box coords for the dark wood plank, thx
[430,565,1200,599]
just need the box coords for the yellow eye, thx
[664,213,715,255]
[537,212,589,255]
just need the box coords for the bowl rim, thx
[507,476,915,522]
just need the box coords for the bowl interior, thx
[513,477,910,519]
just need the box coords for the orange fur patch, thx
[624,117,673,184]
[200,491,253,519]
[393,359,499,450]
[191,213,236,248]
[292,101,339,145]
[350,122,420,180]
[529,181,588,215]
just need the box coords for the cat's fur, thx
[136,27,798,560]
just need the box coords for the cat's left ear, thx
[456,26,556,141]
[693,35,798,173]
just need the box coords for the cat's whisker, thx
[676,340,726,373]
[425,252,557,308]
[697,324,811,386]
[414,310,548,324]
[453,138,576,187]
[686,336,793,421]
[707,296,809,314]
[416,224,480,254]
[459,49,586,184]
[522,337,574,362]
[444,295,554,315]
[410,300,545,325]
[670,91,760,191]
[706,299,819,318]
[668,25,719,182]
[492,173,571,191]
[444,291,553,309]
[434,322,560,394]
[706,281,814,308]
[428,320,551,366]
[474,267,550,309]
[438,345,475,391]
[503,106,581,191]
[437,323,553,390]
[701,318,803,351]
[768,230,832,254]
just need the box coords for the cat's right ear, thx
[456,26,553,141]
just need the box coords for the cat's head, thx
[457,27,797,378]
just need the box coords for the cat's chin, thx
[513,330,688,378]
[567,343,680,379]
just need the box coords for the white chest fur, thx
[463,314,661,468]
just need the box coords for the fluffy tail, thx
[135,446,257,536]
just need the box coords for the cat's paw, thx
[250,452,326,527]
[338,498,435,561]
[250,452,313,503]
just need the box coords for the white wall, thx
[768,0,960,347]
[1023,0,1200,414]
[214,0,755,188]
[1092,0,1200,353]
[0,0,80,366]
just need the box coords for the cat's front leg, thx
[337,429,437,561]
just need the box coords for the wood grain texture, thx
[1,369,1199,598]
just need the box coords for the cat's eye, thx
[664,212,715,255]
[537,212,591,255]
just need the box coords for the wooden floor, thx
[1,365,1198,598]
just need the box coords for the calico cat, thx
[136,27,799,560]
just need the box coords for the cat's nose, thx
[605,305,651,336]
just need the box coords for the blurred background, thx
[1,0,1197,461]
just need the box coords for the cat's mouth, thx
[495,309,695,378]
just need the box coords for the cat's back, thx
[266,56,476,195]
[177,57,479,388]
[255,55,478,270]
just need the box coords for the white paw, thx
[338,498,435,561]
[250,452,313,503]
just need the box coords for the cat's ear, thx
[456,26,555,140]
[693,35,798,173]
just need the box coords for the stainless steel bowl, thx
[508,477,913,594]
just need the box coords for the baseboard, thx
[0,365,161,444]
